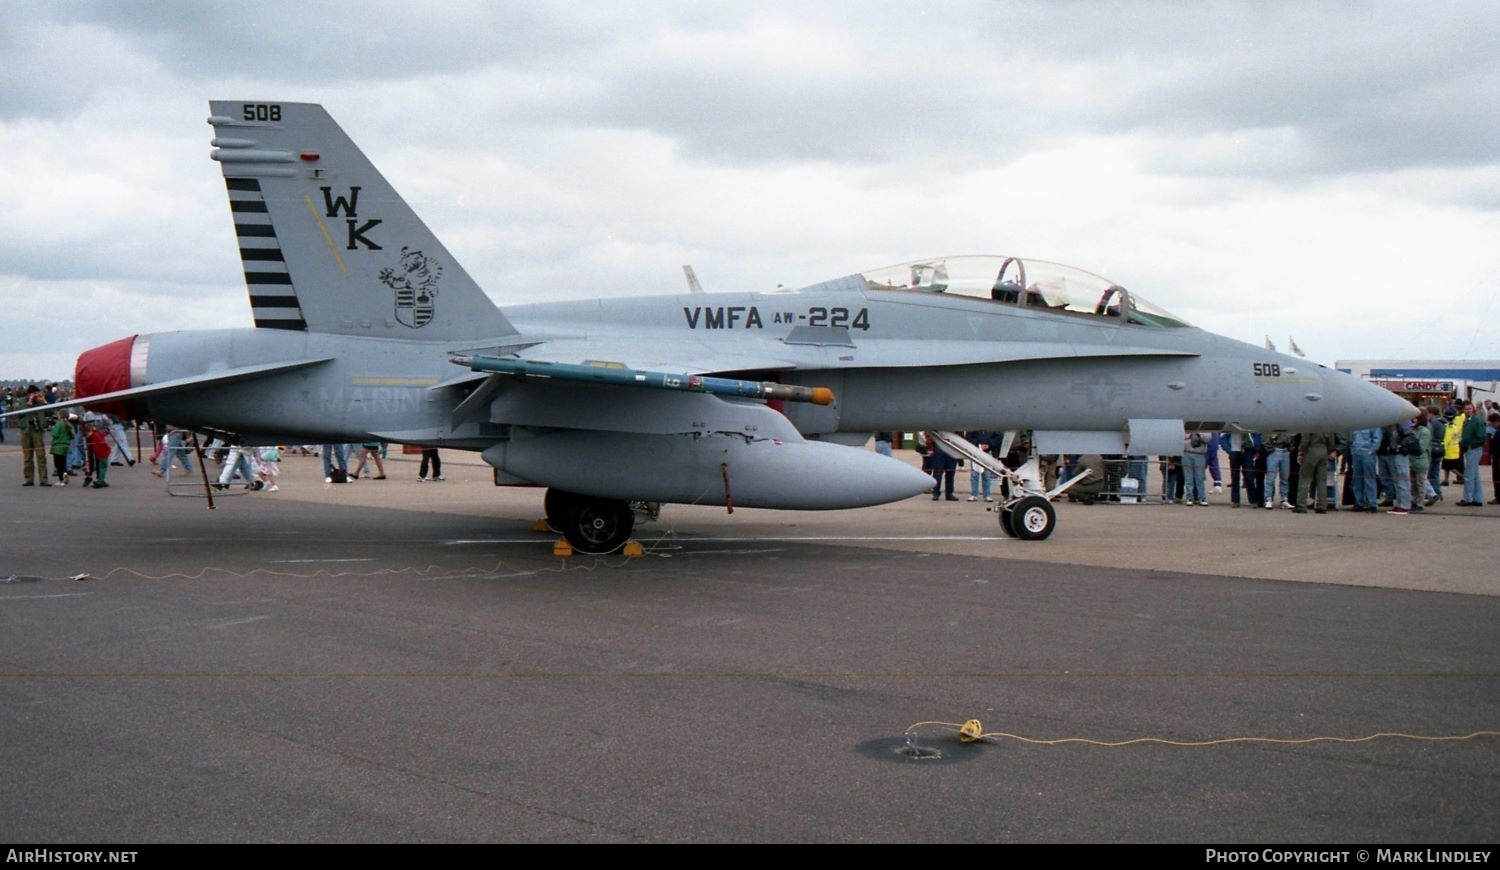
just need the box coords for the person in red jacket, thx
[85,423,113,488]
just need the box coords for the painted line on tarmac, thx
[0,592,94,601]
[661,535,1009,542]
[208,615,270,629]
[440,535,1008,545]
[442,538,566,545]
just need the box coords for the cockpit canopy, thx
[860,255,1190,328]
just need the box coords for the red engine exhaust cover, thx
[74,335,137,419]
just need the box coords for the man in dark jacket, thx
[923,432,959,501]
[19,385,51,487]
[1459,402,1488,506]
[1489,412,1500,505]
[1426,407,1447,500]
[1377,423,1413,514]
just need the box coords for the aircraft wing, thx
[439,352,819,438]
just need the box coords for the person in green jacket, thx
[49,414,76,486]
[1459,401,1488,505]
[1295,431,1337,513]
[1408,411,1432,511]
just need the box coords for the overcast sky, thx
[3,0,1498,380]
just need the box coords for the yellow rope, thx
[907,719,1500,748]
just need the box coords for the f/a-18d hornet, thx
[11,101,1415,552]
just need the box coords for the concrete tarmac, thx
[2,446,1498,842]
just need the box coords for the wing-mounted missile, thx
[453,355,835,406]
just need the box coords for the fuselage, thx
[506,285,1414,436]
[119,282,1412,445]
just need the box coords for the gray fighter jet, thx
[13,102,1415,552]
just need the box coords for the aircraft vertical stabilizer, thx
[207,101,515,341]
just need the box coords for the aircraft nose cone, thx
[1388,392,1420,421]
[1330,371,1418,429]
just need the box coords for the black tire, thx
[999,506,1019,537]
[543,488,584,533]
[561,496,635,555]
[1011,496,1056,541]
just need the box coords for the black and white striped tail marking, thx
[227,177,307,331]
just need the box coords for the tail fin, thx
[208,101,515,340]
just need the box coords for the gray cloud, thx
[9,1,1498,180]
[2,0,1497,377]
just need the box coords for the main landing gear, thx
[543,489,636,555]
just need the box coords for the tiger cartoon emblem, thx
[379,246,443,328]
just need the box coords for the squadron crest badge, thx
[379,246,443,328]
